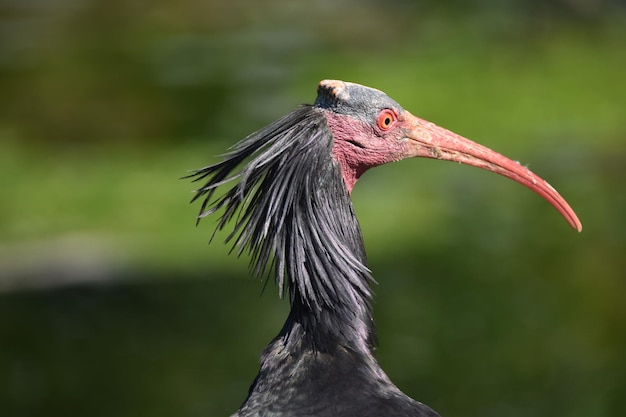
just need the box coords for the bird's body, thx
[189,80,581,417]
[234,336,438,417]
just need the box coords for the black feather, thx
[188,105,375,345]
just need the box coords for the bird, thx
[187,80,582,417]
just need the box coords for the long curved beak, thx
[402,112,582,232]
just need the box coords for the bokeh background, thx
[1,1,625,416]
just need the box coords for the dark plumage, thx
[188,80,581,417]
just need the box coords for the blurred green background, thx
[1,1,625,416]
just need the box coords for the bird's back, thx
[231,337,440,417]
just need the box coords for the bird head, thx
[315,80,582,232]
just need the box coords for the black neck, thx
[280,167,376,353]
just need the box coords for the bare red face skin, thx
[326,111,403,191]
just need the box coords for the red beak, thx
[402,112,582,232]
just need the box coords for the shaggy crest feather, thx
[188,105,373,316]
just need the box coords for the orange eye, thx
[377,109,397,130]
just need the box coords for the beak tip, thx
[574,221,583,233]
[565,213,583,232]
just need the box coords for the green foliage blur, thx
[1,1,625,416]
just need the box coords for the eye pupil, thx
[384,117,391,126]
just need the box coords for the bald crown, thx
[314,80,404,120]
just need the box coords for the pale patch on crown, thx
[317,80,350,104]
